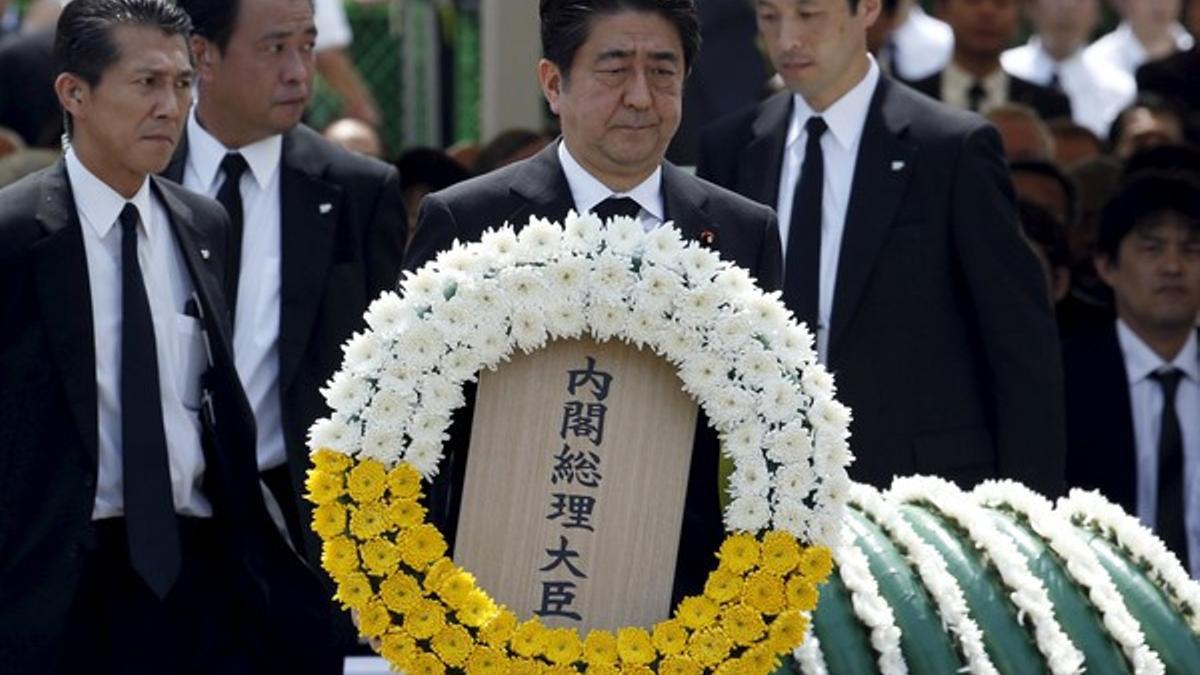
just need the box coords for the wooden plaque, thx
[454,339,699,631]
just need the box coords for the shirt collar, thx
[787,56,880,154]
[1116,318,1200,384]
[65,147,155,243]
[944,59,1008,101]
[187,108,282,191]
[1113,22,1196,61]
[557,139,664,221]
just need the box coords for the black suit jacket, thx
[0,163,334,673]
[164,124,407,567]
[904,70,1073,121]
[697,77,1067,496]
[1137,47,1200,116]
[403,142,782,601]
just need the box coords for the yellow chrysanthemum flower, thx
[464,645,509,674]
[676,595,720,630]
[388,498,427,529]
[799,546,834,581]
[436,570,477,609]
[431,624,474,667]
[652,618,689,655]
[786,576,820,611]
[404,598,447,640]
[703,568,744,604]
[686,627,732,667]
[305,468,344,505]
[399,524,448,570]
[457,589,499,628]
[743,571,786,615]
[622,666,654,675]
[349,503,391,540]
[334,572,371,611]
[379,631,417,668]
[406,652,446,675]
[379,571,424,612]
[311,447,352,473]
[721,603,766,645]
[585,664,620,675]
[321,535,359,579]
[583,629,618,666]
[347,458,388,503]
[761,531,802,575]
[510,618,547,658]
[718,534,760,574]
[542,627,583,665]
[312,501,347,539]
[388,463,423,499]
[545,667,578,675]
[616,627,654,665]
[766,610,809,653]
[478,607,518,647]
[741,645,782,673]
[356,600,390,639]
[360,538,401,577]
[507,657,543,675]
[659,655,703,675]
[424,557,459,593]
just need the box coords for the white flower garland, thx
[973,481,1164,675]
[313,214,850,541]
[1059,488,1200,635]
[849,484,998,675]
[833,543,909,675]
[793,625,830,675]
[889,477,1086,675]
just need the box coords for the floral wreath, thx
[304,213,851,673]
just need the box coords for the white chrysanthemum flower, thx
[625,309,666,349]
[360,428,403,462]
[674,284,722,327]
[429,296,474,344]
[591,253,636,298]
[563,210,603,252]
[585,297,630,342]
[728,456,771,498]
[636,263,684,299]
[308,416,353,452]
[679,242,722,281]
[408,410,452,445]
[711,311,756,354]
[655,324,700,365]
[760,376,804,423]
[363,291,411,336]
[515,217,563,263]
[766,421,815,465]
[776,323,817,368]
[772,497,810,539]
[736,348,779,388]
[544,257,590,300]
[365,389,414,426]
[543,301,588,340]
[706,385,755,429]
[342,330,382,373]
[471,322,511,370]
[603,214,644,254]
[498,266,549,308]
[435,242,481,277]
[420,377,466,413]
[713,266,755,299]
[394,321,447,364]
[811,396,852,431]
[725,494,771,532]
[398,266,448,307]
[801,366,837,399]
[773,463,817,503]
[382,356,423,391]
[642,222,686,264]
[813,431,853,474]
[744,291,791,333]
[439,347,482,385]
[478,227,519,266]
[678,351,726,396]
[405,438,442,478]
[321,370,371,412]
[722,421,766,461]
[511,306,549,353]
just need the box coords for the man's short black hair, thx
[1107,93,1188,151]
[539,0,701,77]
[1096,171,1200,261]
[1018,199,1070,269]
[54,0,192,87]
[1011,159,1079,229]
[178,0,313,51]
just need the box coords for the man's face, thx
[756,0,879,110]
[1119,0,1182,34]
[940,0,1020,61]
[58,25,193,193]
[539,11,685,190]
[1014,172,1070,224]
[1028,0,1098,56]
[1115,106,1186,159]
[196,0,316,146]
[1097,214,1200,335]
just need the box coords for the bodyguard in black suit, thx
[1065,173,1200,575]
[0,1,331,672]
[404,0,781,603]
[170,0,406,642]
[699,0,1066,496]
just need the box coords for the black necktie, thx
[967,81,987,112]
[1151,368,1189,570]
[1047,69,1063,94]
[216,153,248,313]
[783,116,827,337]
[119,203,181,598]
[593,196,642,223]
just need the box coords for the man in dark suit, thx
[698,0,1066,496]
[169,0,406,635]
[903,0,1072,121]
[404,0,782,603]
[0,1,332,672]
[1138,46,1200,118]
[1064,172,1200,576]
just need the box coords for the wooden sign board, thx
[455,338,699,631]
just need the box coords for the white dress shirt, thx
[891,5,954,81]
[1086,21,1195,80]
[1002,38,1136,137]
[68,149,212,519]
[1116,320,1200,577]
[941,60,1008,113]
[313,0,351,51]
[558,140,664,232]
[777,58,879,362]
[183,110,288,472]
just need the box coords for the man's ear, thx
[54,73,88,120]
[1093,251,1117,286]
[192,36,217,81]
[858,0,884,27]
[538,58,564,116]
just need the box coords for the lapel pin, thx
[319,203,333,215]
[200,248,211,260]
[890,160,906,171]
[699,227,717,248]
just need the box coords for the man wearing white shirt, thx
[1001,0,1136,137]
[889,0,954,80]
[1065,172,1200,576]
[1086,0,1195,78]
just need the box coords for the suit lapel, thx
[506,142,576,226]
[31,162,99,464]
[737,91,792,207]
[661,162,708,243]
[162,132,188,184]
[828,78,916,359]
[278,128,341,395]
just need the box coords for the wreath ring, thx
[305,213,851,673]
